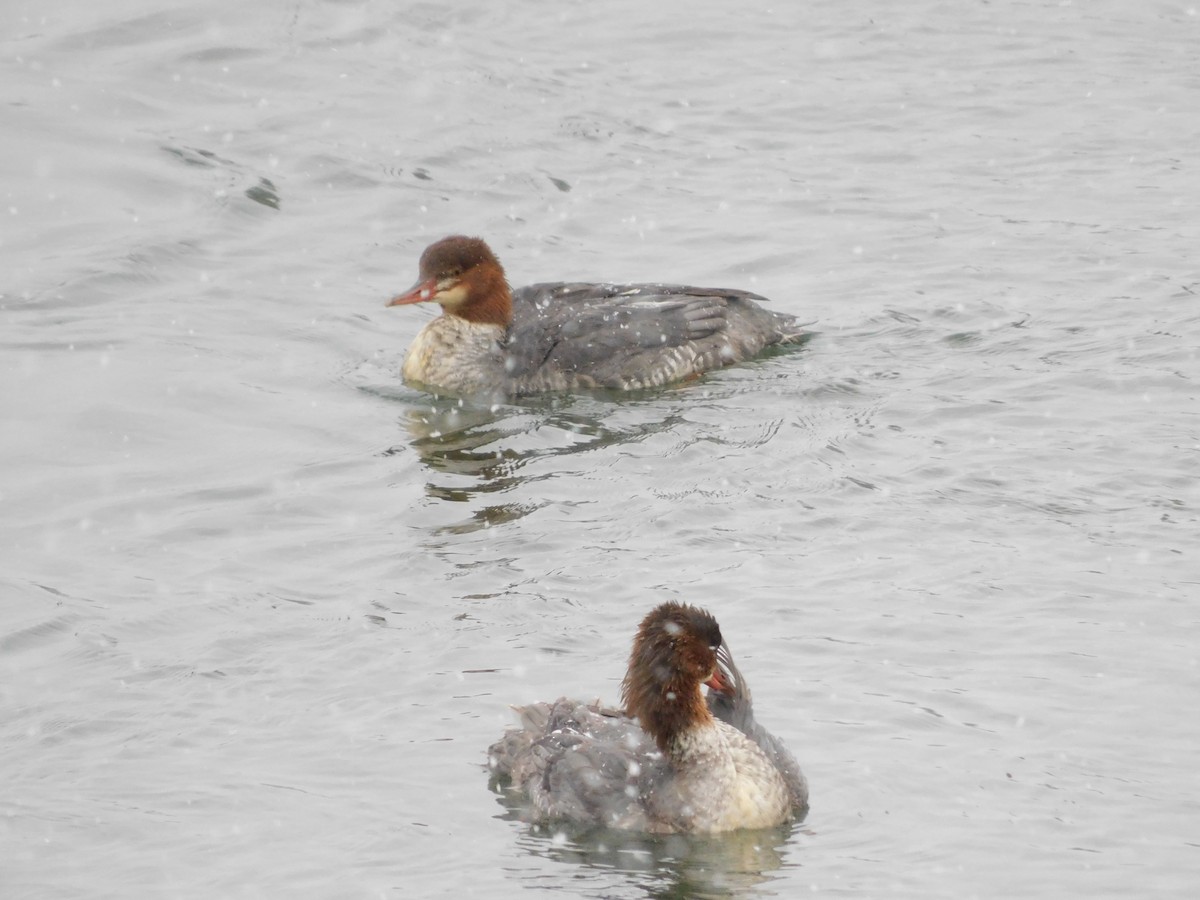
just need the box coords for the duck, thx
[487,602,801,833]
[386,236,807,397]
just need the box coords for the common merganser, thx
[488,602,800,833]
[707,641,809,813]
[387,236,807,397]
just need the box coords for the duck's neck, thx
[450,267,512,327]
[628,682,714,757]
[667,717,733,769]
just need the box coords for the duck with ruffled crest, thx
[488,602,805,833]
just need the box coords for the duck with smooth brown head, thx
[386,235,810,397]
[488,601,802,833]
[387,236,512,327]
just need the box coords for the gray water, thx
[2,1,1198,897]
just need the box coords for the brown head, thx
[386,235,512,327]
[620,602,726,754]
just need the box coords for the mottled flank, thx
[388,236,808,397]
[488,602,799,833]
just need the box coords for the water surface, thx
[2,1,1198,897]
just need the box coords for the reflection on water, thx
[386,393,689,534]
[492,785,798,899]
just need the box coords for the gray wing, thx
[494,698,663,829]
[504,283,803,392]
